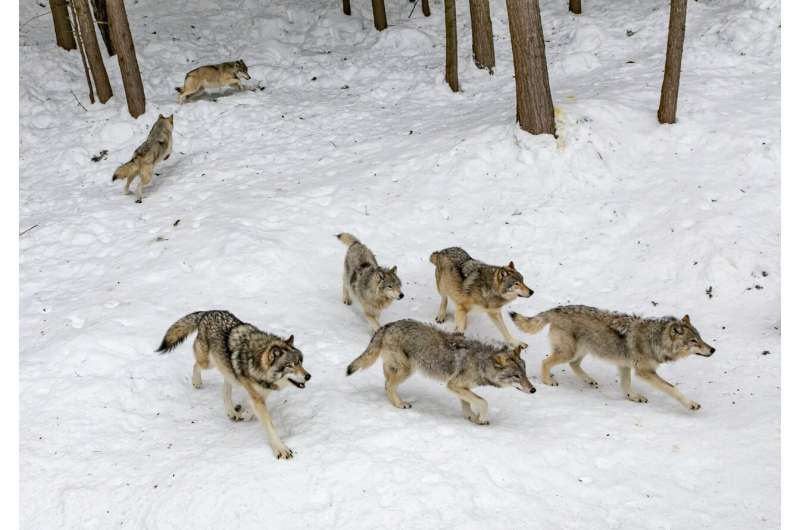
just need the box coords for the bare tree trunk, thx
[107,0,146,118]
[468,0,495,73]
[91,0,115,56]
[371,0,387,31]
[68,0,95,102]
[506,0,555,136]
[569,0,581,15]
[422,0,431,17]
[342,0,351,16]
[49,0,76,50]
[657,0,687,124]
[444,0,459,92]
[73,0,112,103]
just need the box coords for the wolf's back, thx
[156,311,206,352]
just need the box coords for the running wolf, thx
[112,114,173,203]
[176,60,251,103]
[337,233,404,331]
[509,305,715,411]
[430,247,533,347]
[346,319,535,425]
[157,310,311,459]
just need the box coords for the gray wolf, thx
[509,305,715,410]
[346,319,535,424]
[337,233,403,331]
[430,247,533,347]
[112,114,173,203]
[157,310,310,459]
[176,60,251,103]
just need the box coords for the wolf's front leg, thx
[435,295,448,323]
[365,312,381,332]
[448,382,489,425]
[636,369,700,410]
[619,367,647,403]
[245,388,293,459]
[487,310,527,349]
[342,271,352,305]
[454,305,468,333]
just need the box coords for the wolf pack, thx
[118,61,716,460]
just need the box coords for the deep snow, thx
[20,0,780,528]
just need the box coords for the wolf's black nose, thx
[530,387,536,394]
[709,347,716,354]
[399,293,405,299]
[305,373,311,381]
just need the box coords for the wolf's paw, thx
[435,315,446,324]
[228,404,254,422]
[542,377,559,387]
[627,393,648,403]
[343,299,352,306]
[393,401,412,409]
[467,414,490,426]
[192,380,203,389]
[272,444,294,460]
[687,401,701,411]
[135,199,142,204]
[585,378,599,388]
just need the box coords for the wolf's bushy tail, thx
[508,310,550,335]
[336,233,360,247]
[156,312,205,353]
[346,326,387,376]
[112,159,138,182]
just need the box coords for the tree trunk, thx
[73,0,112,103]
[107,0,146,118]
[569,0,581,15]
[371,0,387,31]
[91,0,115,56]
[343,0,351,16]
[468,0,495,73]
[657,0,687,124]
[68,0,95,102]
[444,0,459,92]
[506,0,555,136]
[49,0,76,50]
[422,0,431,17]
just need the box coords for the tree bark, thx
[371,0,387,31]
[506,0,555,135]
[49,0,76,50]
[422,0,431,17]
[107,0,146,118]
[444,0,459,92]
[91,0,115,56]
[657,0,687,124]
[468,0,495,73]
[569,0,581,15]
[73,0,112,103]
[343,0,351,16]
[68,0,95,102]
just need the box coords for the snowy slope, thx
[19,0,780,528]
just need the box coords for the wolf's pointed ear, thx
[670,323,684,336]
[159,113,164,118]
[261,348,276,366]
[681,314,691,324]
[512,345,524,357]
[507,261,516,270]
[286,335,294,346]
[493,354,508,367]
[389,266,397,274]
[496,269,508,280]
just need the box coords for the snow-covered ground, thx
[19,0,780,528]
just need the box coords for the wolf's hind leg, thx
[192,338,210,388]
[136,167,153,203]
[636,369,700,410]
[569,357,598,388]
[541,350,574,387]
[383,361,412,409]
[124,175,136,194]
[619,367,647,403]
[435,295,448,323]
